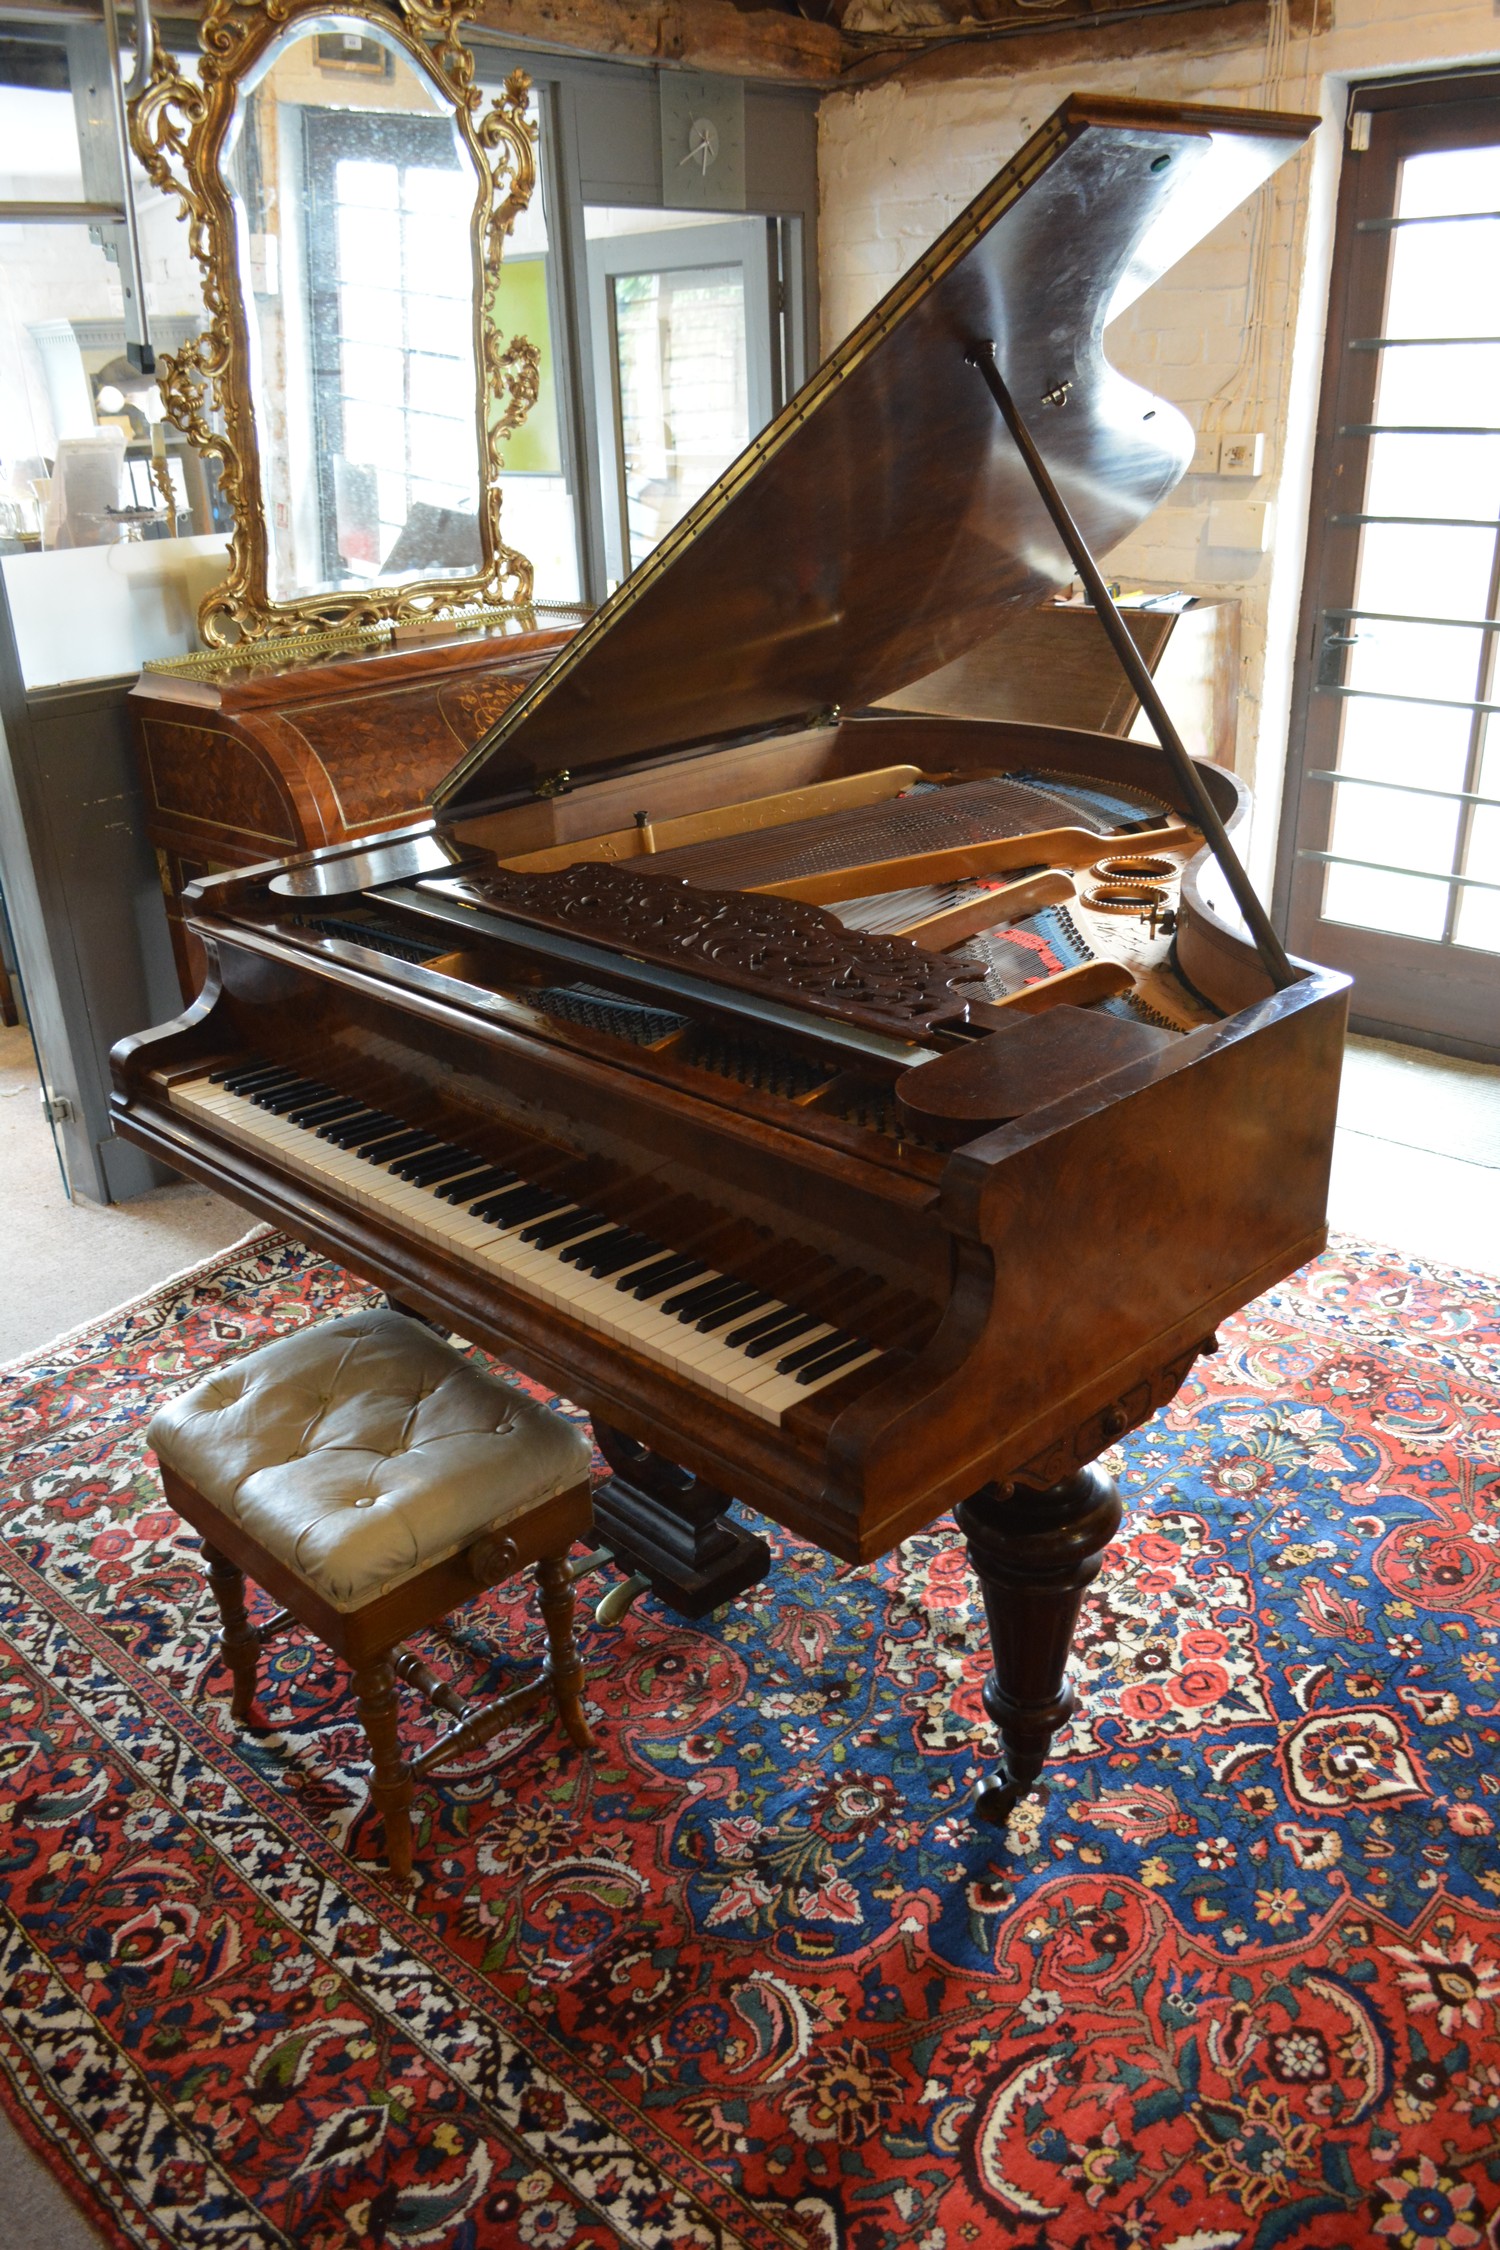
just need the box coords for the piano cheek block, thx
[894,1006,1175,1147]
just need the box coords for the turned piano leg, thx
[590,1422,770,1619]
[956,1462,1124,1826]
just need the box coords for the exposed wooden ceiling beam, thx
[839,0,1324,91]
[2,0,1321,95]
[468,0,842,82]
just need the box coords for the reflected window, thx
[305,112,481,583]
[611,264,748,572]
[584,206,774,588]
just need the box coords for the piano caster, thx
[589,1421,770,1619]
[956,1461,1125,1828]
[972,1773,1028,1830]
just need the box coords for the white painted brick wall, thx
[819,0,1500,894]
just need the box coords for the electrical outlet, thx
[1189,430,1220,475]
[1218,432,1266,478]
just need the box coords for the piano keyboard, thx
[169,1063,886,1424]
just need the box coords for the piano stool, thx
[145,1308,596,1882]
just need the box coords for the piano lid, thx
[435,94,1315,818]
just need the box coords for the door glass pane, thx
[611,265,748,571]
[1353,523,1495,617]
[1344,618,1486,704]
[1335,697,1471,792]
[1327,780,1461,880]
[1364,431,1500,520]
[1373,342,1500,425]
[1322,860,1449,941]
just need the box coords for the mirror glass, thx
[221,13,485,605]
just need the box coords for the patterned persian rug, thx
[1,1233,1498,2250]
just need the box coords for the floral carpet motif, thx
[0,1232,1498,2249]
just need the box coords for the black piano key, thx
[743,1313,823,1360]
[288,1095,363,1126]
[622,1255,706,1300]
[726,1302,802,1349]
[558,1224,633,1269]
[695,1287,773,1335]
[369,1133,446,1167]
[662,1274,746,1319]
[356,1127,431,1162]
[688,1287,764,1332]
[436,1165,516,1204]
[321,1110,401,1145]
[250,1079,324,1114]
[794,1336,876,1385]
[472,1184,563,1226]
[218,1063,290,1091]
[568,1230,660,1276]
[777,1329,854,1377]
[521,1205,603,1249]
[398,1145,480,1184]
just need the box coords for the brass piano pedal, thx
[566,1546,653,1625]
[595,1570,651,1627]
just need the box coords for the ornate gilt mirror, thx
[130,0,540,644]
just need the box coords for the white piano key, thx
[170,1073,883,1422]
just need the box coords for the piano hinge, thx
[533,769,573,799]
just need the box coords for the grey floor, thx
[0,1022,1496,2246]
[0,1022,251,1366]
[1328,1033,1500,1275]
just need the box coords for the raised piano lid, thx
[432,93,1315,821]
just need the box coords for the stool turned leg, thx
[537,1553,594,1752]
[353,1657,414,1884]
[202,1541,260,1722]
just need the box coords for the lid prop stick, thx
[966,340,1297,992]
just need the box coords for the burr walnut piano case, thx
[113,93,1345,1824]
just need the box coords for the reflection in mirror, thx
[129,0,541,641]
[222,15,485,606]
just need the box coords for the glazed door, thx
[585,214,776,590]
[1281,77,1500,1059]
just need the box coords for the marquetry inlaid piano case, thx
[113,93,1347,1825]
[130,610,582,998]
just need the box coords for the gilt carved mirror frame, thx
[129,0,539,644]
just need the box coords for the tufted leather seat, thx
[148,1309,592,1611]
[147,1308,596,1883]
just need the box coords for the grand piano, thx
[111,92,1348,1823]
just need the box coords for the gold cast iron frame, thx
[129,0,539,645]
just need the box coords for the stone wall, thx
[818,0,1500,891]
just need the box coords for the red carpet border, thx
[0,1233,1497,2248]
